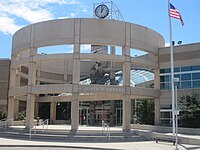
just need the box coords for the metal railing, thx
[0,118,13,131]
[29,119,49,139]
[102,120,110,141]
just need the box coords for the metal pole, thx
[175,85,178,150]
[168,0,175,135]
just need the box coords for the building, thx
[1,18,200,131]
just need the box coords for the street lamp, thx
[174,77,179,150]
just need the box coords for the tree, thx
[136,99,154,125]
[179,91,200,128]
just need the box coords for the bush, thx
[16,111,26,121]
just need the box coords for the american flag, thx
[169,3,184,26]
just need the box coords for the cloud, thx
[0,0,81,35]
[0,15,23,35]
[165,43,170,47]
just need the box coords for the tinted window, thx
[181,66,192,72]
[192,73,200,80]
[192,65,200,71]
[181,81,191,89]
[193,81,200,88]
[181,74,191,81]
[160,68,170,74]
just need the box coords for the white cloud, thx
[0,15,23,35]
[165,43,170,47]
[0,0,81,35]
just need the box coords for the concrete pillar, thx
[110,101,115,126]
[89,102,95,125]
[123,95,131,132]
[7,55,17,125]
[7,96,14,125]
[71,42,80,131]
[25,47,37,129]
[154,66,160,125]
[122,46,131,132]
[50,102,56,124]
[25,94,35,128]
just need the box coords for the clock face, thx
[95,4,109,19]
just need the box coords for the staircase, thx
[0,125,146,142]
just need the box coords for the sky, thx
[0,0,200,58]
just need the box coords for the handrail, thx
[0,118,13,131]
[41,119,49,133]
[102,120,110,141]
[29,119,49,139]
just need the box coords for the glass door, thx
[115,108,122,126]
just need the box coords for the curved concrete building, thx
[7,18,165,131]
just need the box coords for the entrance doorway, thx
[38,102,50,120]
[79,108,90,125]
[115,108,122,126]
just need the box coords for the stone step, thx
[0,129,145,142]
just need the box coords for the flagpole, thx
[168,0,175,136]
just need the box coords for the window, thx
[193,81,200,88]
[160,68,170,74]
[192,73,200,80]
[181,66,192,72]
[181,81,191,89]
[181,74,191,81]
[160,65,200,90]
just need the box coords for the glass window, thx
[160,105,172,109]
[174,67,180,72]
[181,66,192,72]
[161,112,171,118]
[192,65,200,71]
[181,74,191,81]
[192,73,200,80]
[160,68,170,74]
[193,81,200,88]
[160,82,170,90]
[160,75,170,82]
[160,119,172,127]
[181,81,191,89]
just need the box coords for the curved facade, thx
[8,18,165,131]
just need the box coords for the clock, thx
[95,4,109,19]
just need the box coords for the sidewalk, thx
[0,137,194,150]
[1,125,200,149]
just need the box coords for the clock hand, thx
[101,6,104,13]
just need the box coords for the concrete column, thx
[123,95,131,131]
[110,46,116,126]
[7,96,14,125]
[71,94,79,131]
[71,43,80,131]
[7,55,17,125]
[89,102,95,125]
[25,94,35,128]
[110,101,115,126]
[122,46,131,132]
[25,47,37,129]
[154,66,160,125]
[50,102,56,124]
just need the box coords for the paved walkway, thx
[1,125,200,150]
[0,137,197,150]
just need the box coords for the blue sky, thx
[0,0,200,58]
